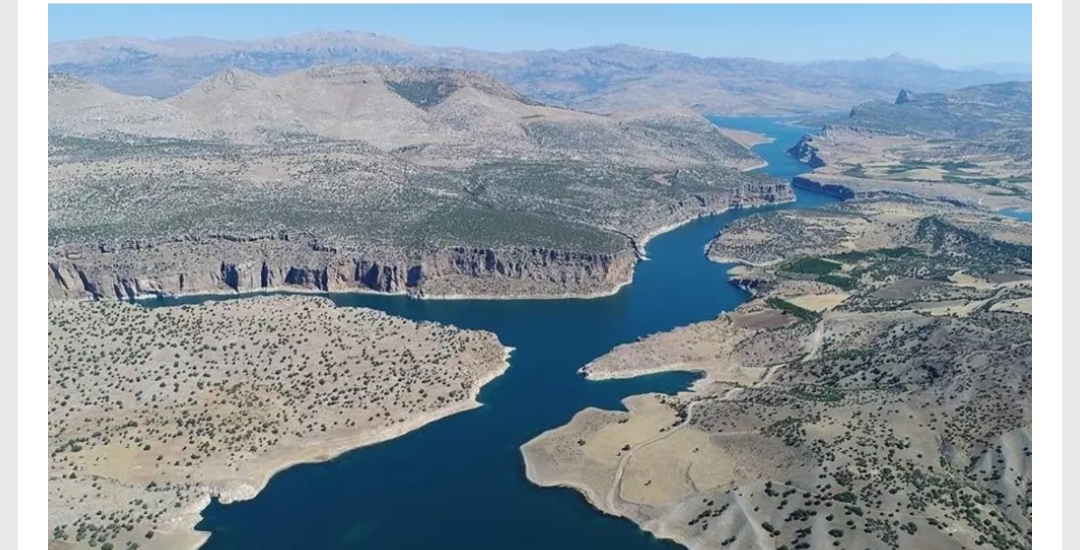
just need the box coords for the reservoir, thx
[154,117,839,550]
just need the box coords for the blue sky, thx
[48,4,1032,68]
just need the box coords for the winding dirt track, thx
[605,400,701,513]
[604,317,831,514]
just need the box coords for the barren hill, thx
[50,64,760,169]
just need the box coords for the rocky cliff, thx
[48,235,638,300]
[790,176,855,200]
[786,135,826,168]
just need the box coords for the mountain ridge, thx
[49,30,1031,115]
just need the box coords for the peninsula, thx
[523,198,1032,550]
[49,295,509,550]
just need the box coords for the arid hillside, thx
[48,65,790,300]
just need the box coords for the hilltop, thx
[48,65,787,300]
[49,31,1031,115]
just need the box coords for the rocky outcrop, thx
[48,235,638,300]
[727,275,773,296]
[790,176,855,200]
[786,134,825,168]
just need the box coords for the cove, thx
[150,117,838,550]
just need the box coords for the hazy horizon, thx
[48,4,1032,70]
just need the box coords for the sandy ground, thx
[990,298,1032,314]
[715,127,775,149]
[785,292,850,312]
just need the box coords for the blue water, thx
[156,117,836,550]
[998,208,1033,222]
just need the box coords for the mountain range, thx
[49,31,1031,115]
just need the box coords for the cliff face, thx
[48,236,638,300]
[727,275,773,295]
[790,176,855,200]
[48,179,794,300]
[786,135,826,168]
[48,182,793,301]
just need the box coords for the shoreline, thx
[706,255,784,268]
[116,277,639,306]
[520,446,611,517]
[577,361,707,382]
[174,344,516,550]
[634,196,796,257]
[714,126,776,151]
[519,405,704,550]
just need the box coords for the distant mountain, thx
[959,62,1032,80]
[48,64,760,170]
[48,31,1031,115]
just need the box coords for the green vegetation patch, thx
[766,297,822,324]
[386,78,460,108]
[827,250,869,262]
[874,247,921,259]
[816,274,856,291]
[784,257,843,275]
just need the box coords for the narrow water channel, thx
[151,117,838,550]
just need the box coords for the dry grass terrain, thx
[523,198,1031,550]
[707,198,1030,266]
[49,295,509,550]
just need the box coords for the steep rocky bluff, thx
[48,65,790,299]
[48,236,638,300]
[785,135,825,168]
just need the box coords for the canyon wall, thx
[790,176,856,200]
[48,235,638,300]
[48,183,794,301]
